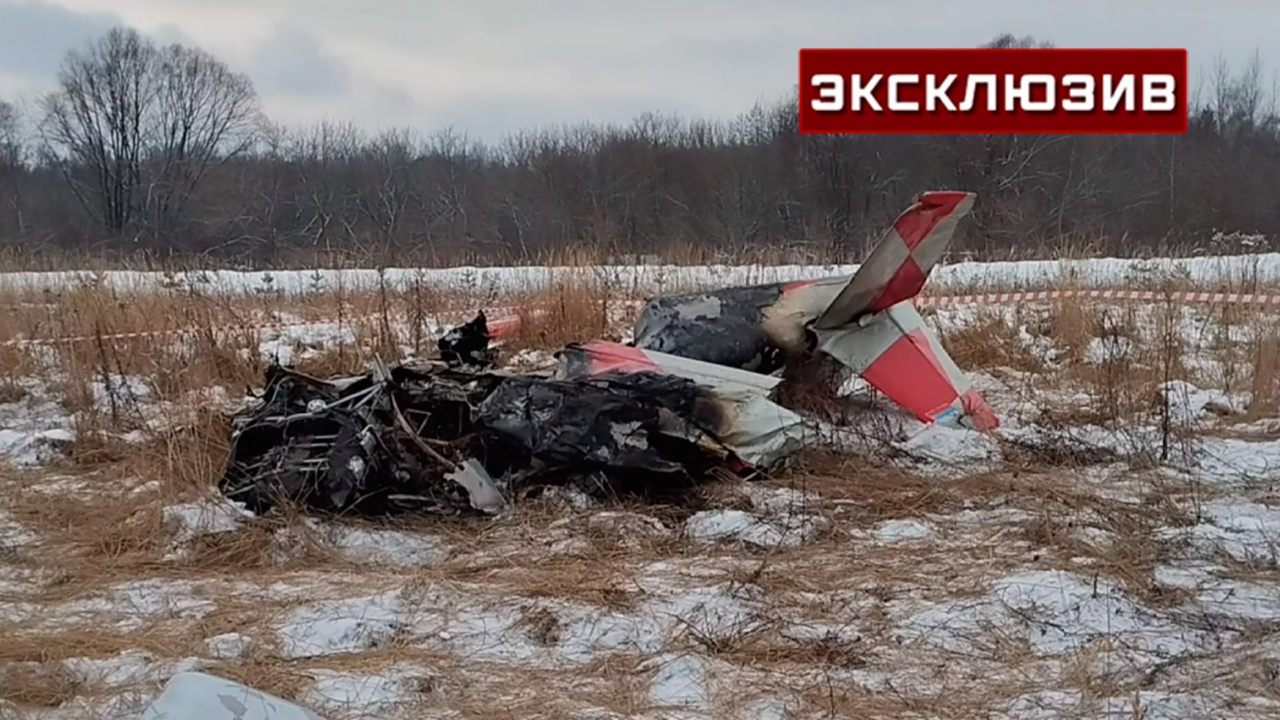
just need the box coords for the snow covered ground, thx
[2,275,1280,719]
[0,251,1278,297]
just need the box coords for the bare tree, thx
[147,42,261,232]
[0,98,25,236]
[37,27,261,237]
[982,33,1055,49]
[353,128,419,248]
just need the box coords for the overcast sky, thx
[0,0,1274,143]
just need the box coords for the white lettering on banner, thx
[958,74,999,111]
[1014,74,1056,111]
[1102,74,1136,111]
[1143,74,1177,111]
[850,74,883,111]
[1061,75,1095,111]
[887,74,919,111]
[810,74,843,111]
[925,74,958,111]
[809,70,1178,115]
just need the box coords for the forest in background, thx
[0,30,1277,268]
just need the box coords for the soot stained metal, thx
[217,338,803,519]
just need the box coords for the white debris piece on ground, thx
[140,671,330,720]
[896,422,1001,471]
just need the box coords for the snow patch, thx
[162,498,255,559]
[644,653,710,711]
[896,422,1000,473]
[302,665,429,716]
[1084,335,1135,365]
[275,591,407,659]
[328,526,449,568]
[1160,380,1245,423]
[1160,501,1280,565]
[898,570,1199,664]
[685,510,812,549]
[205,632,252,660]
[872,519,937,544]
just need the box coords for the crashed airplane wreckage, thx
[217,191,996,518]
[218,341,805,516]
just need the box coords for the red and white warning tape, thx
[3,288,1276,348]
[915,288,1280,307]
[0,305,543,349]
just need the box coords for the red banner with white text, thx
[798,48,1188,134]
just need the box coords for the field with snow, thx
[3,255,1280,719]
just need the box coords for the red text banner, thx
[798,48,1188,134]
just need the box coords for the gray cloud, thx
[0,0,118,78]
[10,0,1280,140]
[149,22,198,48]
[249,27,350,97]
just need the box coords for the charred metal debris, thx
[218,314,803,518]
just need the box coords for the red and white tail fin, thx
[812,301,999,430]
[790,190,997,430]
[815,190,975,329]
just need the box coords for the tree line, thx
[0,29,1277,267]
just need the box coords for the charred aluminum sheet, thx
[556,341,808,473]
[631,276,852,374]
[632,283,787,373]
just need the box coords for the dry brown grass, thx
[505,280,618,352]
[3,262,1280,717]
[0,662,84,707]
[1248,326,1280,419]
[937,307,1046,372]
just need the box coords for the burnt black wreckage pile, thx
[216,191,1001,519]
[217,312,802,518]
